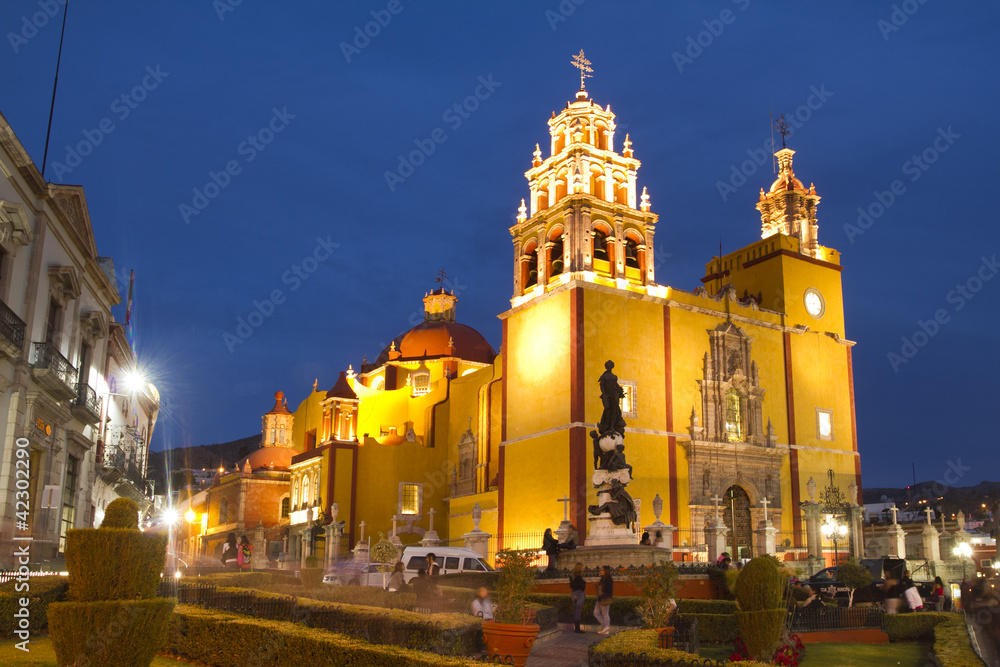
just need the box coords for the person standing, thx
[237,535,253,571]
[594,565,614,634]
[570,562,587,633]
[387,562,405,592]
[542,529,560,571]
[930,576,947,612]
[425,552,441,579]
[220,533,238,566]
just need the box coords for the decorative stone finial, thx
[533,143,542,167]
[517,198,527,223]
[652,493,663,522]
[640,186,650,212]
[472,502,482,531]
[622,133,633,157]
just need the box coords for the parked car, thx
[800,557,934,605]
[400,546,493,583]
[322,560,393,587]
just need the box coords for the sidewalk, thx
[525,624,613,667]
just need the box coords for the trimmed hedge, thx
[590,629,701,662]
[437,571,498,589]
[300,567,324,589]
[0,575,69,637]
[677,599,738,615]
[65,528,168,601]
[101,497,139,529]
[678,613,739,643]
[167,603,480,666]
[934,613,987,667]
[49,598,175,667]
[884,611,950,641]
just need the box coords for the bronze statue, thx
[588,479,637,529]
[597,360,626,437]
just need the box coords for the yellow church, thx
[270,80,861,566]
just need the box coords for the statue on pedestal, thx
[588,360,636,529]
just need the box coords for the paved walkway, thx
[525,624,616,667]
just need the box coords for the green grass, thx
[0,638,193,666]
[700,641,932,666]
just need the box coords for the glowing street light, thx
[954,542,972,580]
[822,516,849,566]
[185,509,196,523]
[163,508,179,526]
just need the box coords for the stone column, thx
[704,518,729,564]
[463,502,491,559]
[252,520,265,570]
[802,503,824,560]
[280,535,289,570]
[754,522,777,557]
[922,524,941,562]
[324,523,340,569]
[847,506,865,559]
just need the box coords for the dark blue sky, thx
[2,1,997,488]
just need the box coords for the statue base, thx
[557,544,673,570]
[586,512,637,546]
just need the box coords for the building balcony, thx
[0,299,26,360]
[100,443,149,498]
[71,382,101,424]
[30,342,79,401]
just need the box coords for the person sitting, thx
[471,586,494,620]
[561,524,579,550]
[639,531,651,546]
[542,528,560,571]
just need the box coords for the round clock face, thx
[804,288,825,319]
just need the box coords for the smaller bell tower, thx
[261,391,294,448]
[756,145,821,260]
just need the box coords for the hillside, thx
[146,434,259,494]
[863,479,1000,522]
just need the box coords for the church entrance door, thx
[723,485,752,560]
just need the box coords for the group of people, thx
[638,531,666,547]
[220,533,253,569]
[570,563,629,634]
[884,572,950,613]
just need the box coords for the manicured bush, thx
[676,599,738,615]
[589,628,703,662]
[65,528,168,601]
[167,603,480,666]
[300,568,324,588]
[707,566,734,599]
[678,613,739,643]
[630,562,680,628]
[734,556,783,612]
[883,610,950,641]
[0,575,68,637]
[101,498,140,529]
[933,612,985,667]
[733,609,786,660]
[48,598,174,667]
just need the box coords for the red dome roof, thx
[375,321,495,366]
[238,446,294,472]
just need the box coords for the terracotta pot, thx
[657,626,675,649]
[482,621,541,667]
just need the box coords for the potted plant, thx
[482,548,539,667]
[629,561,680,648]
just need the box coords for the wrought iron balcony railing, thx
[0,299,26,358]
[30,341,79,399]
[71,381,101,423]
[101,444,149,493]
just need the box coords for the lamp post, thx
[822,515,848,566]
[953,542,972,580]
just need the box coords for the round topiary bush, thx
[733,555,783,612]
[100,497,140,529]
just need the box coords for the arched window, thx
[302,476,310,506]
[725,390,744,442]
[280,497,290,518]
[218,498,228,524]
[625,238,640,269]
[411,371,431,396]
[278,423,285,445]
[548,231,564,278]
[523,241,538,289]
[593,230,609,262]
[371,376,385,391]
[292,480,299,508]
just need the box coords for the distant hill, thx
[146,434,259,494]
[863,479,1000,521]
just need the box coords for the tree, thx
[370,532,400,589]
[836,557,872,608]
[629,561,680,628]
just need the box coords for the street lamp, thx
[954,542,972,580]
[822,516,848,566]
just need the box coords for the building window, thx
[58,456,79,553]
[302,475,310,507]
[45,297,62,344]
[218,497,228,524]
[625,238,640,269]
[411,372,430,396]
[725,390,743,442]
[400,483,421,516]
[291,479,299,508]
[816,409,833,441]
[371,376,385,391]
[620,380,637,418]
[278,423,285,445]
[593,230,609,262]
[280,497,290,518]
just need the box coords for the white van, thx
[400,546,493,583]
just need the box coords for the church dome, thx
[238,446,294,472]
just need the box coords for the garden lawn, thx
[700,641,932,666]
[0,638,194,666]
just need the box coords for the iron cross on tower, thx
[773,113,791,148]
[435,268,448,285]
[571,50,593,90]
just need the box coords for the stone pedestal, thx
[802,502,824,560]
[324,524,341,568]
[555,520,574,544]
[586,468,635,546]
[352,540,369,563]
[704,519,729,563]
[755,521,777,556]
[252,521,266,570]
[847,505,865,559]
[644,520,674,552]
[922,524,941,561]
[887,523,906,558]
[464,529,490,559]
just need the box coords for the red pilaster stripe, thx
[663,305,679,544]
[499,319,508,549]
[349,446,359,550]
[784,332,802,546]
[847,347,863,504]
[569,288,587,537]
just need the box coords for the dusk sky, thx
[2,1,997,489]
